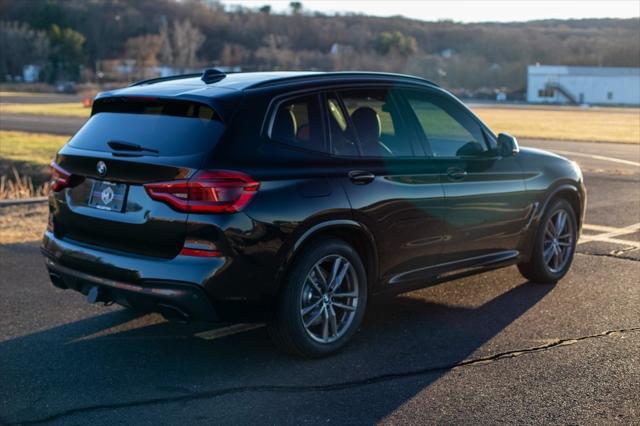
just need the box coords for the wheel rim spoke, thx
[330,262,350,292]
[307,275,323,295]
[313,265,327,289]
[328,257,342,288]
[321,307,329,342]
[333,291,358,299]
[304,304,325,328]
[301,298,322,316]
[555,211,567,237]
[328,305,338,337]
[332,301,356,312]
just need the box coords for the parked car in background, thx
[42,70,585,357]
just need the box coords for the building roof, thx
[528,65,640,77]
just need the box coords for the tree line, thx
[0,0,638,92]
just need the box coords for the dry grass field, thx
[0,131,69,165]
[0,131,69,199]
[0,102,90,117]
[474,106,640,144]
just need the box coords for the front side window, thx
[335,88,414,157]
[270,94,324,152]
[403,90,488,158]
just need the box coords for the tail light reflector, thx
[179,247,222,257]
[50,161,84,192]
[144,170,259,214]
[179,238,222,257]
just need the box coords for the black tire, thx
[518,198,577,284]
[268,238,368,358]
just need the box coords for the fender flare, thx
[275,219,379,292]
[522,182,583,260]
[539,183,583,226]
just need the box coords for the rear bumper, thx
[41,231,220,322]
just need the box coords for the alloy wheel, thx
[543,209,574,273]
[299,254,359,344]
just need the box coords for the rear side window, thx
[337,88,414,157]
[68,97,225,157]
[269,94,325,152]
[403,91,488,157]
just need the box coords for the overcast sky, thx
[220,0,640,23]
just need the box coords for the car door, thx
[322,87,446,288]
[401,88,531,265]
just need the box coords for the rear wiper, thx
[108,140,159,154]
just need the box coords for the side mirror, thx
[497,133,519,157]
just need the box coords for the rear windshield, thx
[68,98,224,156]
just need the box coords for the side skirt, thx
[375,250,520,297]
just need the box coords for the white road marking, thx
[579,222,640,246]
[548,149,640,167]
[582,224,626,233]
[195,323,265,340]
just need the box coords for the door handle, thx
[348,170,375,185]
[446,167,468,181]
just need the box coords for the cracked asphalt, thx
[1,139,639,424]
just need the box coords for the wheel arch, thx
[275,220,379,295]
[541,183,584,231]
[522,182,584,261]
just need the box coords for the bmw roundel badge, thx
[96,161,107,177]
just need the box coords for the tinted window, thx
[326,94,359,156]
[69,114,224,157]
[404,91,488,157]
[337,88,414,157]
[270,94,324,152]
[93,97,218,121]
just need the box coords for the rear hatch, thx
[51,97,225,258]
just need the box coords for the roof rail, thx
[129,72,202,87]
[246,72,439,89]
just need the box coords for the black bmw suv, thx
[42,70,585,357]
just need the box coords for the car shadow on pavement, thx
[0,277,553,424]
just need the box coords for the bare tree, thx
[160,19,205,72]
[125,34,162,79]
[158,20,173,66]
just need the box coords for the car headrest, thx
[350,107,381,144]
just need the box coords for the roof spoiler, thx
[129,69,227,87]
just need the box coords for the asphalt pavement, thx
[1,137,639,424]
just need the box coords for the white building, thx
[527,65,640,105]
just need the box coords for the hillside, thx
[1,0,638,92]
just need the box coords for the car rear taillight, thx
[144,170,259,214]
[50,161,84,192]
